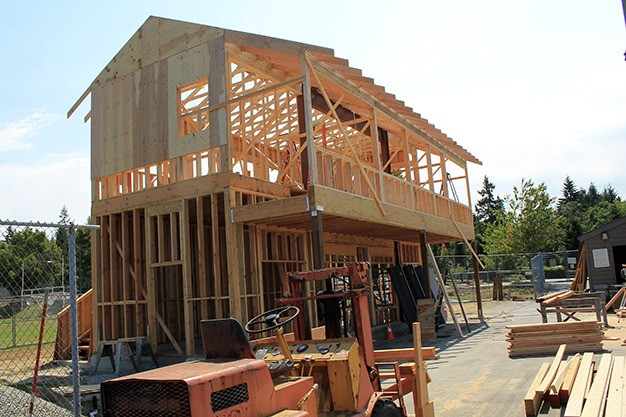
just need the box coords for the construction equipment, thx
[100,262,434,417]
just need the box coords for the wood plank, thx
[605,355,625,417]
[564,352,595,417]
[374,347,438,362]
[524,362,551,416]
[580,353,613,417]
[536,344,567,398]
[181,200,194,355]
[549,355,579,408]
[560,354,583,403]
[412,322,434,417]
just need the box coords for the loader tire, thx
[372,399,403,417]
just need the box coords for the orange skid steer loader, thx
[100,263,435,417]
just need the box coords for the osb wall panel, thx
[91,73,135,178]
[92,40,224,178]
[167,42,213,158]
[94,16,223,86]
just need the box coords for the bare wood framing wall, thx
[84,18,480,357]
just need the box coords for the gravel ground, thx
[0,385,72,417]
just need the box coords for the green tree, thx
[0,228,63,291]
[600,184,620,203]
[75,218,92,292]
[483,179,563,257]
[557,175,581,210]
[581,201,626,232]
[55,206,70,286]
[557,176,584,250]
[582,182,600,208]
[473,176,504,253]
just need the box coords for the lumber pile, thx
[524,347,626,416]
[417,299,436,341]
[507,321,604,357]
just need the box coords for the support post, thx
[68,225,81,417]
[419,231,431,298]
[472,240,484,321]
[301,57,318,186]
[311,209,325,270]
[427,244,463,338]
[296,95,310,188]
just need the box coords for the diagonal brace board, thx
[427,244,463,338]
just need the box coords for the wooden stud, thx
[580,353,613,417]
[182,199,194,355]
[564,352,595,417]
[605,355,625,417]
[524,362,551,416]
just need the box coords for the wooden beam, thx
[301,56,318,186]
[535,344,567,399]
[304,53,467,167]
[560,353,582,404]
[564,352,595,417]
[604,355,625,417]
[450,215,485,269]
[524,362,551,416]
[305,56,385,216]
[579,353,613,417]
[412,322,435,417]
[211,194,223,318]
[67,86,91,119]
[225,190,242,320]
[427,244,463,337]
[181,200,194,355]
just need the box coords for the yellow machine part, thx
[327,341,360,412]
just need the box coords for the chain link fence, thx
[434,250,579,302]
[0,220,97,416]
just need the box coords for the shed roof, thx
[579,216,626,242]
[70,16,481,166]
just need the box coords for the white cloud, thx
[0,152,91,223]
[0,111,63,153]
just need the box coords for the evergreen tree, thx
[76,217,92,292]
[557,175,581,211]
[473,176,504,253]
[582,182,600,208]
[55,206,70,288]
[601,184,620,203]
[557,177,583,249]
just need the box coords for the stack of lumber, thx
[417,299,436,341]
[507,321,603,357]
[524,346,626,416]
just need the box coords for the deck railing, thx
[317,147,472,225]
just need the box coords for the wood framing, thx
[72,16,481,357]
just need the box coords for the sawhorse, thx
[92,337,158,375]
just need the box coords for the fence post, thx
[69,225,81,417]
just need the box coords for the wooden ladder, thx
[377,361,407,415]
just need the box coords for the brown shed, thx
[579,216,626,290]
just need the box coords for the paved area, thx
[373,296,626,417]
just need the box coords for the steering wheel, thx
[245,306,300,334]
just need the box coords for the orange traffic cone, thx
[386,321,394,340]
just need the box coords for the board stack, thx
[523,347,626,416]
[506,320,603,357]
[417,299,436,341]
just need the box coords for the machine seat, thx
[200,318,255,360]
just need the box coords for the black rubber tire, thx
[371,399,403,417]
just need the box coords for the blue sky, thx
[1,1,624,223]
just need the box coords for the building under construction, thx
[68,16,481,357]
